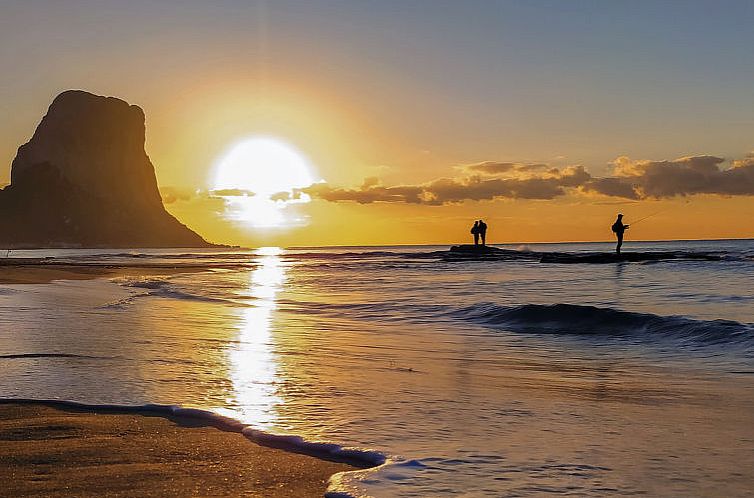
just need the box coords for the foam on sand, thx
[0,398,390,498]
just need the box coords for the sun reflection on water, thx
[223,247,285,428]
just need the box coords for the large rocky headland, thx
[0,90,215,248]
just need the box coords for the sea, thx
[2,240,753,497]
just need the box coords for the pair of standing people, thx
[471,219,488,246]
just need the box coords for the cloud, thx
[162,153,754,209]
[304,181,426,204]
[303,152,754,205]
[269,191,293,202]
[160,186,195,204]
[465,161,550,175]
[732,152,754,169]
[300,165,591,205]
[161,187,257,205]
[584,154,754,199]
[583,177,640,200]
[209,188,256,197]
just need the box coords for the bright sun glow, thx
[213,137,316,228]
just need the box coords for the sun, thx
[212,137,317,228]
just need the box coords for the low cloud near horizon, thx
[585,155,754,199]
[292,153,754,205]
[161,187,256,204]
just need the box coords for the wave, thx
[450,303,754,348]
[0,353,112,360]
[104,277,246,308]
[282,297,753,350]
[280,294,754,347]
[0,398,388,498]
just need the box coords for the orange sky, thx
[1,2,753,247]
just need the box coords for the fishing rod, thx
[629,208,670,226]
[628,198,691,226]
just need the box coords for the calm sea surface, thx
[2,240,754,497]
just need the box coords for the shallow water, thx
[2,240,754,497]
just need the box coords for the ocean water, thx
[2,240,754,497]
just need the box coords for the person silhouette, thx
[478,219,488,246]
[471,221,480,245]
[611,214,629,255]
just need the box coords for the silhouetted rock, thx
[539,251,722,264]
[443,245,722,264]
[449,244,504,254]
[0,90,215,248]
[445,244,536,261]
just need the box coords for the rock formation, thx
[0,90,214,248]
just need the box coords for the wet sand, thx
[0,403,356,497]
[0,266,113,284]
[0,260,212,284]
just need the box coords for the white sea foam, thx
[107,276,248,307]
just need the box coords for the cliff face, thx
[0,90,213,248]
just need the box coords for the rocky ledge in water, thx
[540,251,723,264]
[444,245,723,264]
[445,244,539,261]
[0,90,216,248]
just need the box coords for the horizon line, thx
[283,236,754,250]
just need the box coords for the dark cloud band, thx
[296,154,754,205]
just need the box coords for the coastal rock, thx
[444,245,723,264]
[445,244,536,261]
[449,244,506,254]
[0,90,213,248]
[539,251,722,264]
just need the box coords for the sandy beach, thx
[0,265,113,284]
[0,402,356,497]
[0,259,216,285]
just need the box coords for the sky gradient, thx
[2,0,753,246]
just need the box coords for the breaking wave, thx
[280,297,753,350]
[450,303,754,348]
[103,277,246,308]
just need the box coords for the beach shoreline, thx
[3,243,753,496]
[0,260,220,284]
[0,401,358,497]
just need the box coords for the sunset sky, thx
[1,0,753,246]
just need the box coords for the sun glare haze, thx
[212,137,316,228]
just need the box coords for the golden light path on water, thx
[220,246,285,429]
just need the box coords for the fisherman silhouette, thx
[478,219,488,246]
[611,214,629,255]
[471,221,480,245]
